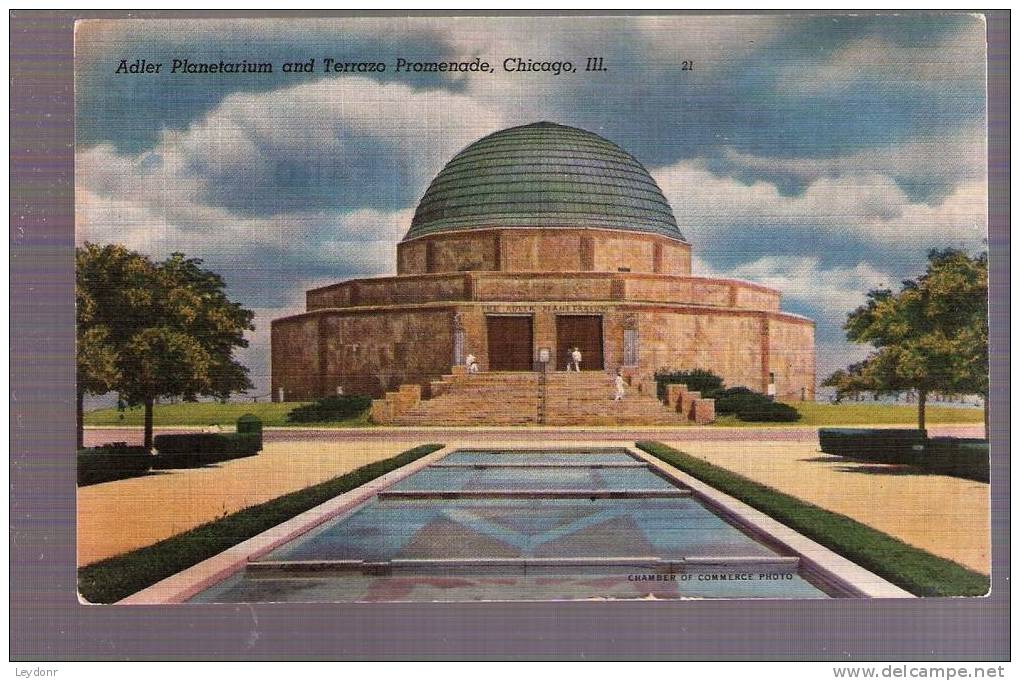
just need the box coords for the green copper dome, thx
[404,122,684,242]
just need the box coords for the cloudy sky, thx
[75,14,988,396]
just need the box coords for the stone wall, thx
[270,315,320,401]
[396,227,692,276]
[271,308,455,400]
[767,316,817,400]
[272,301,814,403]
[308,274,468,310]
[635,309,769,393]
[306,271,780,312]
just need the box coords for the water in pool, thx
[190,449,832,602]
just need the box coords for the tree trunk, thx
[983,394,990,441]
[76,387,84,452]
[917,390,927,432]
[143,397,154,451]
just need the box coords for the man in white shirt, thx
[465,352,479,373]
[570,347,582,372]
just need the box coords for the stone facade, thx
[272,252,816,401]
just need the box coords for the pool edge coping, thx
[117,443,913,604]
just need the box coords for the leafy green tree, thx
[824,249,989,435]
[76,244,255,449]
[76,326,120,448]
[76,244,156,448]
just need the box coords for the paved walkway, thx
[666,440,990,574]
[77,438,408,566]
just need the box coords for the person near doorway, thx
[613,369,626,401]
[465,352,480,374]
[570,347,582,372]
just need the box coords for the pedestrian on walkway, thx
[613,369,626,401]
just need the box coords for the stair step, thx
[385,371,687,426]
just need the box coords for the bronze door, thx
[486,316,534,371]
[556,315,604,370]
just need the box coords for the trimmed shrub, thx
[152,432,261,468]
[78,445,153,486]
[236,414,263,450]
[286,395,372,423]
[654,368,725,400]
[716,388,801,422]
[818,428,927,463]
[923,438,989,482]
[715,389,763,415]
[736,398,800,422]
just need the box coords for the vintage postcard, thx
[70,13,991,612]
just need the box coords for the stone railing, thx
[663,383,716,424]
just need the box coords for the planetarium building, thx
[271,122,815,413]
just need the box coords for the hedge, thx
[924,438,989,483]
[654,368,724,401]
[716,392,801,422]
[77,446,153,486]
[286,395,372,423]
[152,432,261,468]
[818,428,927,463]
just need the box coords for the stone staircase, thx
[543,372,689,426]
[388,372,541,426]
[375,369,706,426]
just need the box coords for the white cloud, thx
[654,158,987,250]
[75,74,507,285]
[694,254,894,320]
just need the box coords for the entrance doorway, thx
[486,315,534,371]
[556,315,604,371]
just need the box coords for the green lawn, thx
[78,443,444,604]
[714,402,983,427]
[84,401,371,428]
[83,398,982,429]
[636,441,989,597]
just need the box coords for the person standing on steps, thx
[570,346,582,372]
[613,369,626,401]
[465,352,479,374]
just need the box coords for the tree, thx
[823,249,989,436]
[76,244,255,449]
[76,244,156,448]
[76,327,119,448]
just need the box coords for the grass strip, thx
[636,441,989,597]
[78,443,444,604]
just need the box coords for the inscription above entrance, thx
[482,304,609,314]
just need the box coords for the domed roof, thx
[404,122,684,242]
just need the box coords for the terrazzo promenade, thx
[78,430,989,578]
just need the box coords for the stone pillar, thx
[370,399,394,424]
[680,390,702,416]
[666,384,686,409]
[692,398,715,424]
